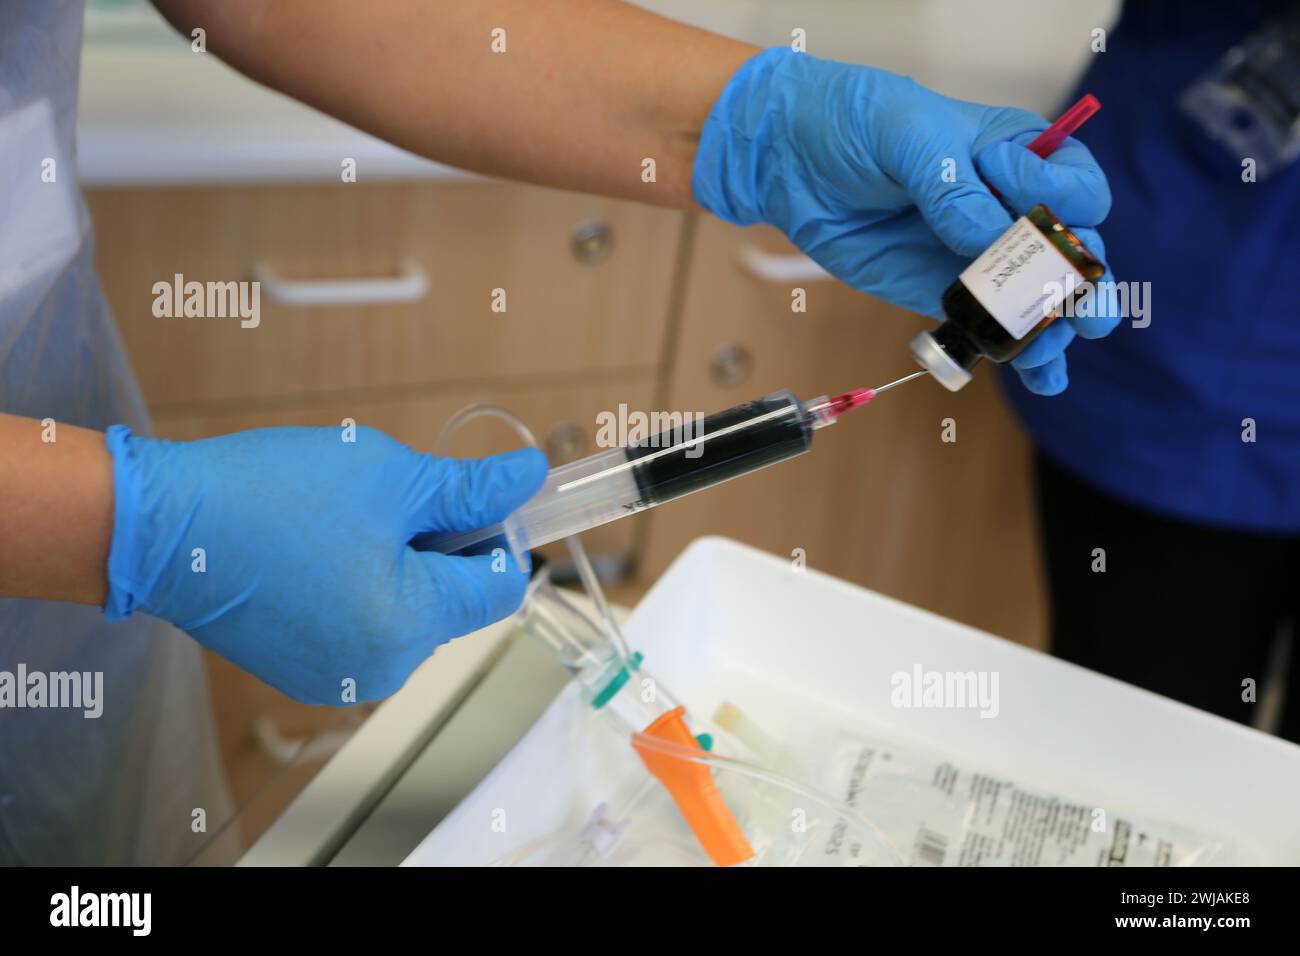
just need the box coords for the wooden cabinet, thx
[88,182,680,410]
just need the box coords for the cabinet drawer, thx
[88,182,680,409]
[151,379,657,563]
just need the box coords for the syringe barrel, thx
[427,389,818,554]
[625,388,814,505]
[504,446,645,550]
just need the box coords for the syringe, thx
[425,371,927,556]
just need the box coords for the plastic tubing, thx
[431,404,634,666]
[630,730,904,866]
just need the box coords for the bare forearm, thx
[0,414,113,606]
[152,0,757,207]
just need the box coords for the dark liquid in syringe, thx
[625,392,812,506]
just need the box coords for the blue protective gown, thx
[1002,0,1300,533]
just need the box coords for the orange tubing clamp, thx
[632,706,754,867]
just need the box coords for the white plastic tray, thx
[405,536,1300,866]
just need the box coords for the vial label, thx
[959,216,1084,340]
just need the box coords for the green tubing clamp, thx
[590,652,712,750]
[591,651,644,710]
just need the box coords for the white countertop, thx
[78,0,1118,187]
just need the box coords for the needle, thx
[870,369,928,396]
[825,369,929,417]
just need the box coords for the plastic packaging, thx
[715,706,1234,867]
[485,722,905,868]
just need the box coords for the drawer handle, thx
[736,244,832,282]
[252,259,430,307]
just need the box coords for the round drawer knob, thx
[546,422,588,464]
[571,220,614,266]
[709,343,753,388]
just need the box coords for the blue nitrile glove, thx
[693,48,1120,395]
[103,425,546,705]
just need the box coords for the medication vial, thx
[910,203,1106,391]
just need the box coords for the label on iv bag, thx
[959,216,1084,340]
[818,739,1231,867]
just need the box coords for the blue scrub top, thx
[1001,0,1300,534]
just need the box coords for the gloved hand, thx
[693,48,1120,395]
[103,424,546,705]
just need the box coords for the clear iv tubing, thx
[424,388,842,558]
